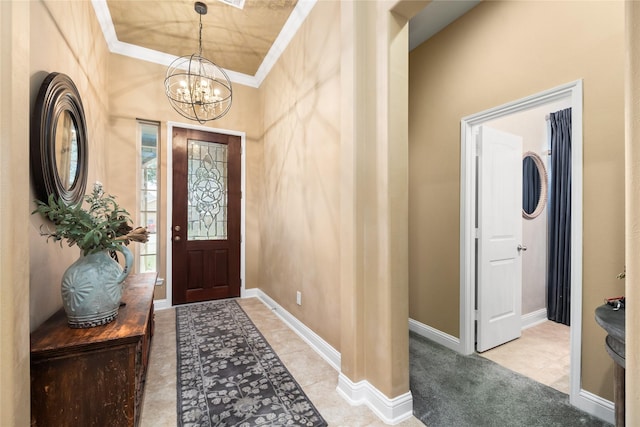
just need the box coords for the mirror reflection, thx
[522,156,540,215]
[522,151,548,219]
[54,111,79,190]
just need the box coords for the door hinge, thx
[474,228,480,239]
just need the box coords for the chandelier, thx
[164,2,232,123]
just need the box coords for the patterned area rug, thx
[176,300,327,427]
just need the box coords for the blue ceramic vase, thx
[60,246,133,328]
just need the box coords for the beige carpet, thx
[479,320,570,394]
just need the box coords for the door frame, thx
[159,121,246,309]
[459,81,591,410]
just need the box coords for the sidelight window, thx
[138,120,160,272]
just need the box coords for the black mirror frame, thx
[522,151,548,220]
[31,72,88,206]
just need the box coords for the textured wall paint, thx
[625,1,640,423]
[29,0,111,330]
[409,0,625,401]
[0,1,30,423]
[258,0,341,351]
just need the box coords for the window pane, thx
[140,255,156,273]
[187,139,228,241]
[138,121,159,273]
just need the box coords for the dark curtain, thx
[547,108,572,325]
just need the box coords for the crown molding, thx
[91,0,317,89]
[253,0,316,85]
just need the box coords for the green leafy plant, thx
[33,182,148,256]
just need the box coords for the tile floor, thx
[478,320,571,394]
[140,297,426,426]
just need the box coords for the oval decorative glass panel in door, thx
[522,151,548,219]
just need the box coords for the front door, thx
[172,127,241,305]
[476,125,523,352]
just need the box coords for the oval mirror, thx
[522,151,548,219]
[31,73,88,205]
[54,110,80,190]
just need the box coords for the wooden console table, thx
[30,272,157,427]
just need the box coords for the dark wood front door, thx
[172,127,241,305]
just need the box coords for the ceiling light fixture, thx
[164,1,232,123]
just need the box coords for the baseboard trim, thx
[571,388,615,424]
[409,318,461,352]
[337,373,413,425]
[242,287,259,299]
[153,298,171,310]
[249,289,341,372]
[521,308,548,330]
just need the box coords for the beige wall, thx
[1,1,30,424]
[106,55,263,299]
[259,0,413,398]
[29,0,111,330]
[409,0,625,400]
[340,0,414,398]
[626,2,640,422]
[258,0,341,350]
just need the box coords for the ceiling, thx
[92,0,479,88]
[408,0,480,51]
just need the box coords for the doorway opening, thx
[475,102,572,394]
[171,126,242,305]
[459,81,583,405]
[157,121,247,310]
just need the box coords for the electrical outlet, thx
[296,291,302,306]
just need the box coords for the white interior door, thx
[477,125,523,352]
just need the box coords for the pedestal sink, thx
[595,304,625,427]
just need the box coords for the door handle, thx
[174,225,181,232]
[517,244,527,252]
[174,236,181,242]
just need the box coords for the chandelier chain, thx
[198,14,203,57]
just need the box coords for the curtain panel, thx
[547,108,572,325]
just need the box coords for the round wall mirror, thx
[522,151,548,219]
[31,73,88,205]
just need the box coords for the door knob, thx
[517,244,527,251]
[174,225,181,231]
[174,236,181,242]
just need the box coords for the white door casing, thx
[476,125,523,352]
[459,81,608,422]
